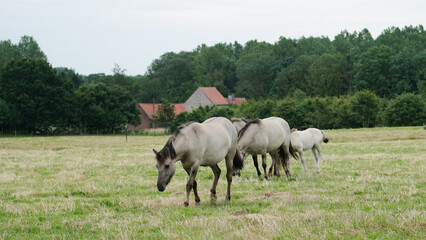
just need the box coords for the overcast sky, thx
[1,0,425,76]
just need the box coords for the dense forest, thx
[0,25,425,134]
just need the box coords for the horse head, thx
[236,118,261,161]
[153,144,177,192]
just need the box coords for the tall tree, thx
[272,55,318,97]
[0,40,20,69]
[295,36,334,56]
[193,43,238,95]
[376,25,425,53]
[56,67,84,89]
[308,53,349,96]
[17,36,47,60]
[144,51,196,102]
[236,41,276,98]
[76,83,139,133]
[0,59,76,132]
[354,45,395,97]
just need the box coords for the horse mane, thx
[231,118,241,123]
[157,137,177,161]
[231,117,250,123]
[238,118,261,138]
[290,128,298,133]
[157,121,196,161]
[172,121,196,137]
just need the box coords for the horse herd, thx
[153,117,329,207]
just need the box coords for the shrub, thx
[385,93,426,126]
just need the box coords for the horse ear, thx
[164,147,171,157]
[153,149,159,155]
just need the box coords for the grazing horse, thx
[290,128,329,173]
[231,118,279,178]
[233,117,294,179]
[153,117,242,207]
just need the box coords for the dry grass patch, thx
[0,127,425,239]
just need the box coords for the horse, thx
[233,117,295,179]
[153,117,242,207]
[231,118,280,178]
[290,128,329,173]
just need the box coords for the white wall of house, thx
[184,89,213,112]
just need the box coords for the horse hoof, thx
[195,201,200,206]
[184,202,189,207]
[226,196,231,201]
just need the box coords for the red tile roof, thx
[226,96,247,104]
[198,87,230,105]
[139,103,185,118]
[233,97,247,104]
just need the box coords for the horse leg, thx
[184,167,200,205]
[268,157,274,177]
[274,152,281,177]
[225,153,234,201]
[267,151,275,177]
[184,164,199,207]
[299,150,308,173]
[268,150,280,177]
[252,155,262,177]
[261,153,268,180]
[210,165,221,201]
[313,144,322,173]
[193,180,200,205]
[282,145,291,179]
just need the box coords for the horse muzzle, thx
[157,184,165,192]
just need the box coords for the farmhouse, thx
[127,103,185,131]
[185,87,247,112]
[130,87,246,130]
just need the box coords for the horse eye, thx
[165,164,170,169]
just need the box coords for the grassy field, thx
[0,127,425,239]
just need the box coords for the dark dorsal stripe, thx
[237,118,261,138]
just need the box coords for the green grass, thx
[0,127,425,239]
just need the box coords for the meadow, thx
[0,127,425,239]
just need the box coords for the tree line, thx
[0,25,425,134]
[140,25,425,103]
[166,91,425,133]
[0,37,140,134]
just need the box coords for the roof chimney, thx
[228,93,234,102]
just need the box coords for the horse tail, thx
[289,142,299,160]
[321,130,329,143]
[233,150,244,171]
